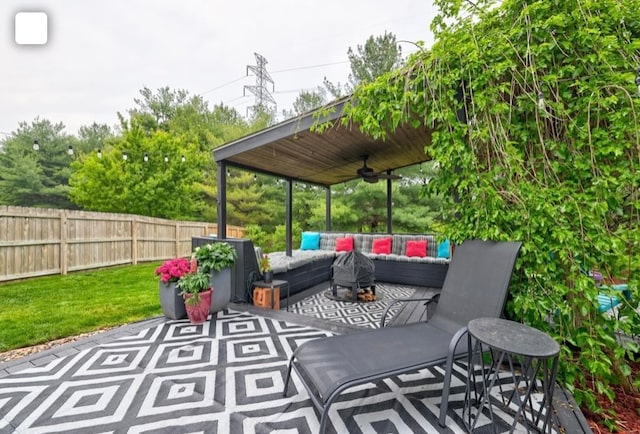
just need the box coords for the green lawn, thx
[0,262,163,352]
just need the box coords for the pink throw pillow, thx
[406,240,427,257]
[372,237,392,255]
[335,237,354,252]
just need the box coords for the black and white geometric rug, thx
[0,309,550,433]
[289,283,421,329]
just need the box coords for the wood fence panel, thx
[0,209,62,279]
[65,213,133,272]
[0,206,244,282]
[136,219,177,262]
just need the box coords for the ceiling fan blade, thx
[356,155,399,182]
[357,166,375,177]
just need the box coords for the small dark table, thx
[465,318,560,434]
[252,279,290,311]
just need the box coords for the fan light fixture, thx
[356,155,401,183]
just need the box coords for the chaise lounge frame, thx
[283,239,522,433]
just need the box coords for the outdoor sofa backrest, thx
[318,232,445,259]
[264,232,450,276]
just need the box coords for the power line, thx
[200,75,249,95]
[273,88,317,94]
[223,95,251,105]
[270,60,349,74]
[200,60,349,97]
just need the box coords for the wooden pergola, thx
[212,97,433,255]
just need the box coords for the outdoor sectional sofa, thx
[192,233,451,303]
[266,232,451,297]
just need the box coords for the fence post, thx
[175,222,180,257]
[131,217,138,265]
[60,209,68,275]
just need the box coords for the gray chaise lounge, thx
[283,239,522,433]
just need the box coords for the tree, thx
[68,87,255,220]
[247,106,278,131]
[282,88,328,118]
[69,119,206,219]
[207,103,250,143]
[77,122,114,153]
[325,31,403,97]
[0,118,78,208]
[344,0,640,417]
[225,171,271,227]
[347,31,403,87]
[128,86,190,131]
[323,76,348,100]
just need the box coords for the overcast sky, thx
[1,1,437,138]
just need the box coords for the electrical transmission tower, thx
[244,52,276,116]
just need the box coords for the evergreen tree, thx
[0,118,78,208]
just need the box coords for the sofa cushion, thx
[319,232,345,250]
[300,232,321,250]
[335,237,354,252]
[353,233,370,253]
[269,249,336,273]
[353,234,394,253]
[406,240,427,257]
[371,254,449,264]
[392,234,436,257]
[372,237,392,255]
[437,239,451,258]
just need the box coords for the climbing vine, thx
[345,0,640,419]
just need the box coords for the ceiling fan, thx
[356,155,402,183]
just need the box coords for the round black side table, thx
[464,318,560,434]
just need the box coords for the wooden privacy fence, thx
[0,206,244,282]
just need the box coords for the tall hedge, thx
[345,0,640,417]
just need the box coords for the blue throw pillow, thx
[437,239,451,258]
[300,232,320,250]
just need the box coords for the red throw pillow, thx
[406,240,427,257]
[335,237,354,252]
[372,237,392,255]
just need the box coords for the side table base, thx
[464,318,560,434]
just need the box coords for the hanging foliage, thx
[344,0,640,417]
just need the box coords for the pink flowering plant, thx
[154,258,191,283]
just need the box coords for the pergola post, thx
[325,186,331,231]
[386,173,393,233]
[217,161,227,239]
[285,179,293,257]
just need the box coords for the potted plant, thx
[154,257,191,320]
[176,271,212,323]
[193,242,238,313]
[259,254,273,283]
